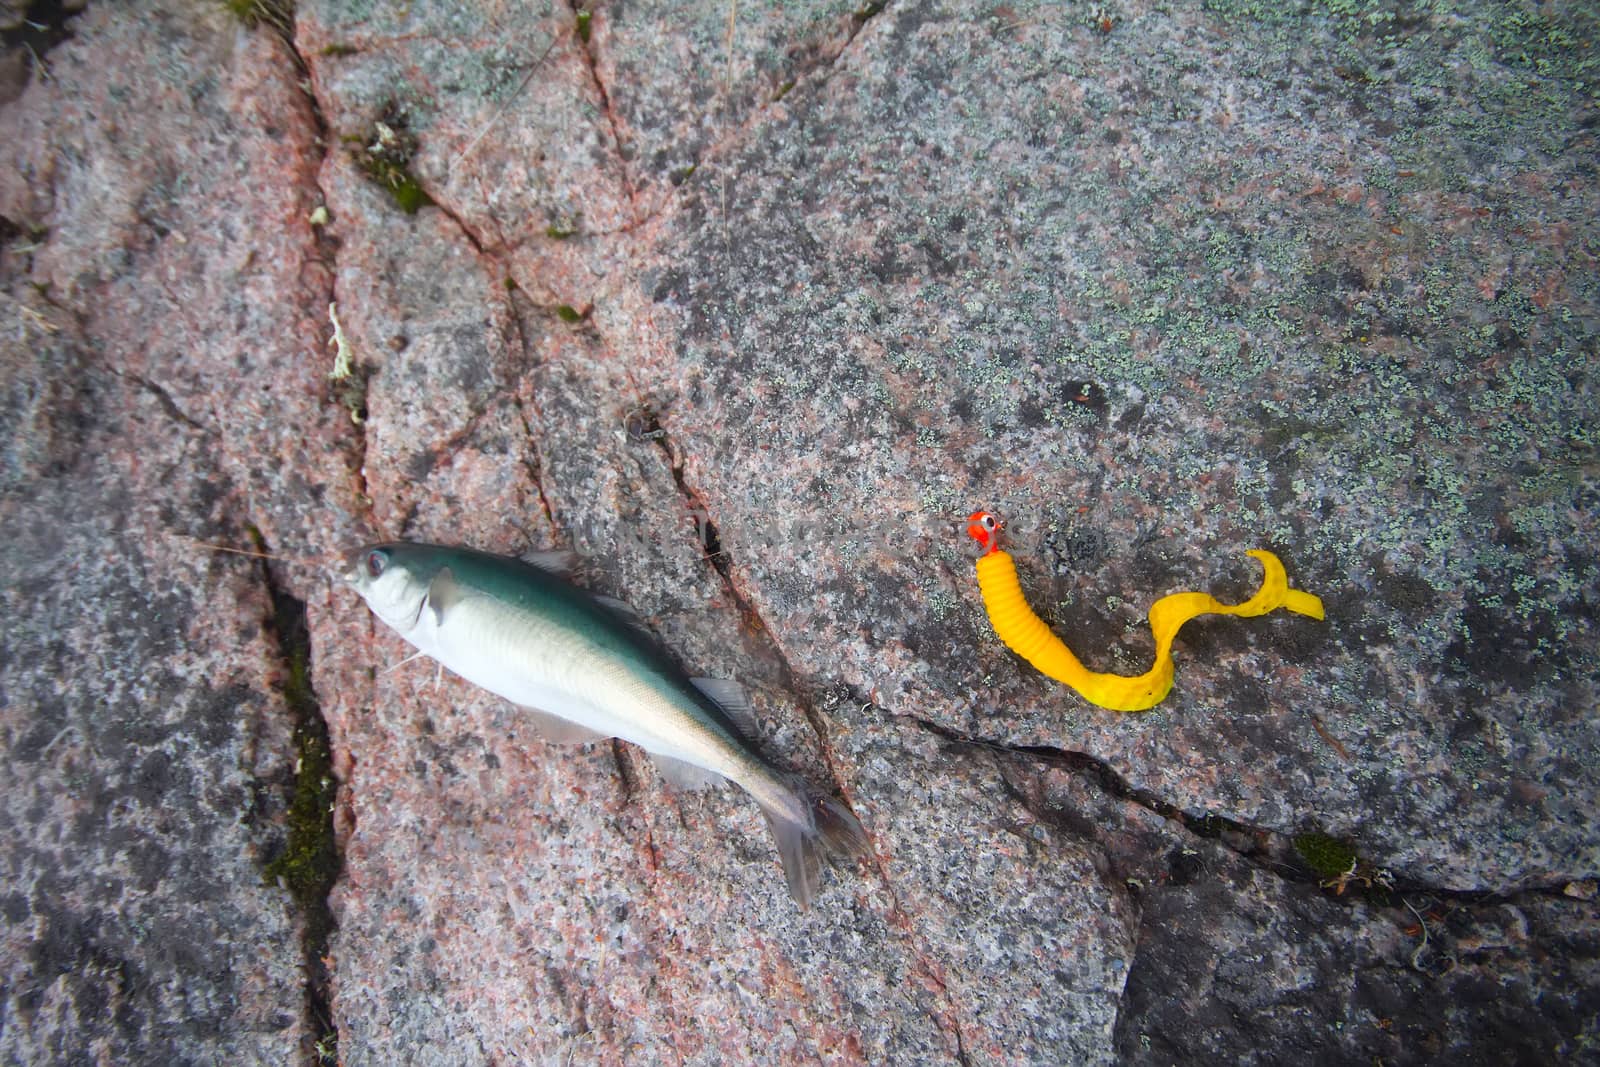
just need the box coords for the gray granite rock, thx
[0,387,306,1063]
[637,0,1600,893]
[0,3,357,1060]
[986,743,1600,1064]
[3,0,1596,1063]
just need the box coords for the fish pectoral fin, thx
[690,677,757,737]
[519,706,609,745]
[426,566,469,626]
[652,754,727,792]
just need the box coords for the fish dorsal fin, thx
[653,753,726,791]
[691,677,756,737]
[426,567,467,625]
[521,549,578,576]
[519,706,608,745]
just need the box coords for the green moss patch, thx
[352,108,432,215]
[219,0,294,31]
[247,525,339,1062]
[263,714,338,907]
[1294,832,1395,898]
[1293,832,1359,880]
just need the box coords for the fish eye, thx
[365,549,388,578]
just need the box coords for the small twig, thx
[183,537,330,566]
[449,30,564,175]
[18,304,58,335]
[24,41,49,82]
[1403,898,1431,972]
[722,0,739,101]
[380,650,430,675]
[38,725,76,758]
[1309,715,1351,761]
[719,0,738,263]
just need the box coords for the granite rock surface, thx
[2,0,1596,1063]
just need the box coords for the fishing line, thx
[181,537,338,569]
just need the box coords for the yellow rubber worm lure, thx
[965,511,1325,711]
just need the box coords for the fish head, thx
[342,542,435,634]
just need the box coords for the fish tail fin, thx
[761,780,870,909]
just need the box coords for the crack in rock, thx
[113,370,214,435]
[564,0,637,216]
[511,394,560,535]
[426,192,492,258]
[269,16,349,1064]
[904,715,1588,907]
[2,0,78,74]
[835,1,889,67]
[644,0,895,234]
[288,15,371,514]
[636,409,854,783]
[498,283,562,536]
[249,525,341,1067]
[817,688,986,1067]
[758,0,891,104]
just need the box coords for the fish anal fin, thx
[653,754,726,792]
[520,706,608,745]
[764,805,822,908]
[593,594,652,634]
[691,677,756,737]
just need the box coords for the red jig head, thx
[966,510,1003,555]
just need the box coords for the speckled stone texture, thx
[0,3,359,1061]
[3,0,1597,1063]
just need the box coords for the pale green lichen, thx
[326,303,367,425]
[327,303,353,383]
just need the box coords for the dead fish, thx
[343,541,867,907]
